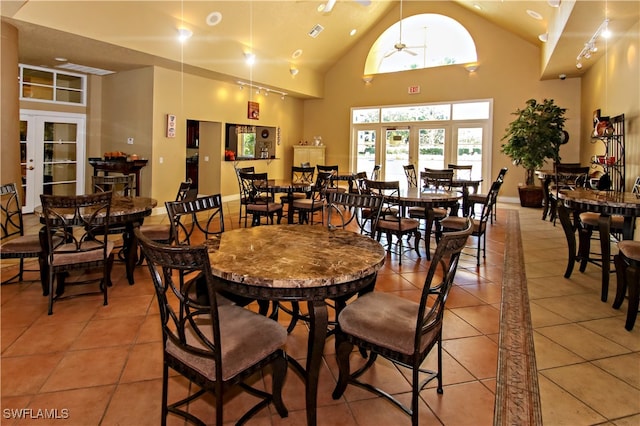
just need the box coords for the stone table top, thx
[208,225,386,289]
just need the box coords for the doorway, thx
[20,110,86,213]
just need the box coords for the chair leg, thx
[625,263,639,331]
[271,351,289,418]
[332,337,354,400]
[613,254,628,309]
[161,363,169,426]
[578,227,592,272]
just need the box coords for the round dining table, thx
[34,195,157,291]
[555,188,640,302]
[208,225,385,426]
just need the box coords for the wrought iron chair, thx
[0,183,44,285]
[235,166,255,225]
[438,180,502,266]
[447,163,473,181]
[238,172,283,226]
[290,171,331,224]
[370,164,381,180]
[467,167,508,222]
[332,222,472,426]
[135,228,289,425]
[92,174,136,258]
[40,192,115,315]
[613,240,640,331]
[317,164,347,194]
[366,179,421,265]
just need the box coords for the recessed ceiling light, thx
[177,28,193,42]
[292,49,303,59]
[526,9,543,20]
[54,57,67,62]
[538,33,548,42]
[547,0,561,7]
[473,4,482,11]
[206,11,222,26]
[350,29,357,36]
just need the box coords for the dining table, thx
[536,168,591,221]
[207,225,386,426]
[34,195,157,292]
[555,188,640,302]
[391,187,462,259]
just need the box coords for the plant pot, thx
[518,186,544,208]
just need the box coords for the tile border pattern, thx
[494,210,543,425]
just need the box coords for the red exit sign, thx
[408,85,421,94]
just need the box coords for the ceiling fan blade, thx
[403,49,418,56]
[384,49,398,58]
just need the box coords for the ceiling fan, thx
[384,0,418,58]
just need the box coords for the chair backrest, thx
[175,180,193,201]
[238,171,271,204]
[475,180,503,234]
[1,183,25,242]
[326,191,383,234]
[92,174,134,196]
[403,164,418,188]
[421,168,453,190]
[312,171,333,199]
[416,222,472,346]
[632,176,640,194]
[352,171,369,194]
[40,192,113,262]
[165,194,224,246]
[317,165,339,187]
[291,166,315,185]
[554,165,590,189]
[370,164,381,181]
[300,162,311,168]
[447,164,472,180]
[496,167,508,183]
[134,228,224,379]
[364,179,400,220]
[235,166,255,198]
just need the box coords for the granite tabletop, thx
[208,225,386,288]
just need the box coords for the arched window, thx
[365,14,477,75]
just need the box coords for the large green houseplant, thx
[501,98,567,206]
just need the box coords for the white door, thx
[20,110,86,212]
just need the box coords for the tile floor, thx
[1,201,638,425]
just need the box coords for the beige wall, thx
[1,22,20,189]
[580,21,640,191]
[304,1,583,201]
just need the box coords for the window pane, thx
[418,128,446,171]
[381,104,450,122]
[456,127,483,181]
[356,130,377,174]
[452,102,490,120]
[353,108,380,124]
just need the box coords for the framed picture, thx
[166,114,176,138]
[248,101,260,120]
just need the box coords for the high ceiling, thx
[2,1,638,98]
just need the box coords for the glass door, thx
[384,128,409,186]
[20,110,86,212]
[417,127,447,172]
[355,129,377,176]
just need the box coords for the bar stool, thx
[613,241,640,331]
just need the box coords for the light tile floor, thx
[1,201,638,425]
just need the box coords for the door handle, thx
[28,166,34,170]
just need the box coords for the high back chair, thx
[317,164,346,193]
[138,180,193,258]
[134,229,289,425]
[290,171,331,224]
[351,171,369,194]
[235,166,255,225]
[331,222,472,426]
[438,180,502,266]
[0,183,45,285]
[403,164,418,188]
[370,164,381,180]
[447,163,473,180]
[468,167,508,221]
[326,190,383,236]
[365,179,421,265]
[40,192,114,315]
[238,172,283,226]
[422,168,454,190]
[280,166,316,211]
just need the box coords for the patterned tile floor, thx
[1,200,638,425]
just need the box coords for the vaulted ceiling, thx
[2,1,638,98]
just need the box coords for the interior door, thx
[20,110,86,212]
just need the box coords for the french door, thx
[20,110,86,212]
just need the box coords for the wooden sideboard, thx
[88,158,148,196]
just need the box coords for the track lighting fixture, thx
[237,81,287,100]
[576,18,610,69]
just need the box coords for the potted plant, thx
[501,98,567,207]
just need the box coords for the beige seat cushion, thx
[247,203,283,213]
[0,235,42,256]
[618,240,640,262]
[338,292,439,355]
[440,215,481,233]
[165,305,287,381]
[377,217,420,232]
[51,241,115,266]
[579,212,624,229]
[292,198,325,209]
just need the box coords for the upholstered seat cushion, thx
[467,193,486,203]
[0,235,42,256]
[292,198,325,209]
[247,203,283,213]
[439,215,482,233]
[338,292,439,355]
[377,217,420,232]
[325,187,347,194]
[618,240,640,262]
[579,212,625,229]
[166,304,287,381]
[51,241,115,266]
[139,224,171,242]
